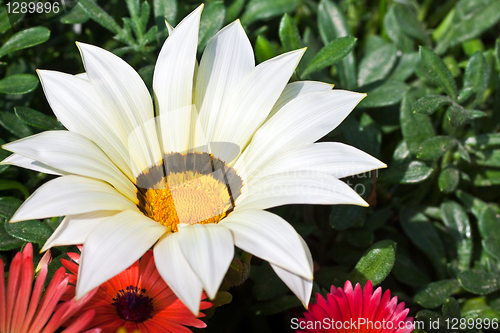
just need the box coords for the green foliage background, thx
[0,0,500,332]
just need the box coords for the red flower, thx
[61,249,211,333]
[0,243,97,333]
[297,281,413,333]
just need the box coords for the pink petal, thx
[0,259,6,333]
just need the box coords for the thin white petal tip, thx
[9,214,23,223]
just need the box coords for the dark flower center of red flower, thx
[112,285,154,322]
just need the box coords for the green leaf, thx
[413,95,452,115]
[416,136,457,160]
[438,167,460,193]
[255,35,277,63]
[462,39,484,57]
[475,149,500,167]
[380,160,434,184]
[464,133,500,148]
[317,0,356,89]
[419,46,457,100]
[211,291,233,308]
[440,201,472,270]
[5,219,53,244]
[392,251,430,286]
[442,297,461,318]
[14,106,60,130]
[473,168,500,187]
[0,180,29,199]
[478,206,500,259]
[462,297,500,320]
[250,295,302,316]
[240,0,301,26]
[0,196,21,219]
[393,4,430,45]
[279,14,300,52]
[458,270,500,295]
[0,74,39,95]
[198,2,225,52]
[446,104,486,127]
[357,44,397,87]
[302,36,356,77]
[0,6,12,33]
[495,36,500,72]
[341,113,381,157]
[400,94,434,154]
[252,264,288,301]
[456,190,488,220]
[0,196,52,245]
[384,7,413,52]
[359,80,408,108]
[226,0,245,23]
[400,208,446,278]
[435,0,500,54]
[154,0,177,29]
[60,4,90,24]
[415,279,461,308]
[0,27,50,58]
[125,0,140,22]
[0,139,10,174]
[138,2,151,35]
[458,51,490,106]
[78,0,123,35]
[389,53,419,81]
[0,197,24,250]
[330,204,365,230]
[0,111,33,138]
[349,240,396,286]
[415,310,448,331]
[0,221,24,251]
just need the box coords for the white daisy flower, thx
[2,5,385,315]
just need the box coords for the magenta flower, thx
[297,280,413,333]
[0,243,99,333]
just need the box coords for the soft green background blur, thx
[1,0,500,332]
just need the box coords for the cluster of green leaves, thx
[0,0,500,332]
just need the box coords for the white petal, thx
[37,70,134,180]
[10,175,137,222]
[154,232,203,315]
[236,171,368,211]
[42,211,120,251]
[195,20,254,143]
[165,20,174,35]
[153,6,202,154]
[3,131,137,202]
[221,209,312,279]
[267,81,333,120]
[270,234,313,307]
[75,72,88,80]
[1,154,65,175]
[235,90,366,175]
[177,224,234,299]
[246,142,386,182]
[153,5,201,114]
[77,42,162,174]
[271,264,313,308]
[76,210,165,298]
[214,49,306,153]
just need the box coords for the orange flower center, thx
[136,152,242,232]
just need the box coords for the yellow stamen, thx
[136,152,242,232]
[142,171,232,232]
